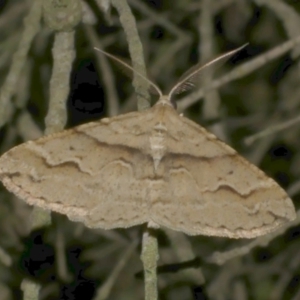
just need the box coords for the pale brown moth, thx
[0,46,295,238]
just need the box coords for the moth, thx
[0,46,295,239]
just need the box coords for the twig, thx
[55,228,72,282]
[17,112,42,141]
[244,114,300,145]
[11,4,48,299]
[111,1,159,298]
[45,31,76,134]
[0,0,42,128]
[245,135,275,166]
[29,30,77,230]
[270,250,300,300]
[111,0,151,111]
[21,279,40,300]
[21,1,81,299]
[0,246,12,267]
[165,230,205,285]
[129,0,191,82]
[129,0,186,37]
[95,239,138,300]
[141,228,159,300]
[178,34,300,111]
[199,0,227,140]
[253,0,300,58]
[287,179,300,197]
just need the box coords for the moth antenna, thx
[94,47,163,98]
[168,44,248,100]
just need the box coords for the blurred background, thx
[0,0,299,299]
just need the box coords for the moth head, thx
[155,95,174,108]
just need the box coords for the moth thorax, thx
[149,122,167,171]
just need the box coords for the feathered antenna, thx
[94,47,163,98]
[95,45,247,106]
[168,44,248,100]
